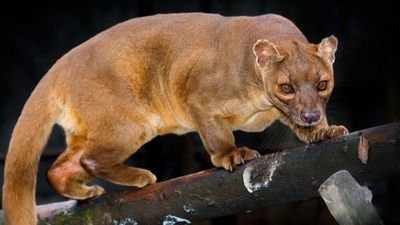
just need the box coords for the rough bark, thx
[1,122,399,225]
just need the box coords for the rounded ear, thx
[253,39,284,69]
[317,35,338,64]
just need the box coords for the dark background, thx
[1,0,399,224]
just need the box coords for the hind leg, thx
[47,135,105,199]
[67,83,157,188]
[82,159,157,187]
[80,122,157,187]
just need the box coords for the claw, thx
[229,165,233,172]
[241,158,245,164]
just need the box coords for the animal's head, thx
[253,36,338,127]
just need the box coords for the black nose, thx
[300,109,320,124]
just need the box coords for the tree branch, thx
[2,122,400,225]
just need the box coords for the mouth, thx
[295,115,323,127]
[278,107,324,128]
[286,113,323,127]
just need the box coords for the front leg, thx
[192,112,260,171]
[280,116,348,143]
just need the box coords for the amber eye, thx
[317,81,328,91]
[280,84,295,94]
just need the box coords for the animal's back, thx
[54,13,305,83]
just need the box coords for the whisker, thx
[245,80,263,89]
[326,109,348,125]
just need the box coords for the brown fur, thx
[2,13,347,224]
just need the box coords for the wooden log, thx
[319,170,383,225]
[1,122,399,224]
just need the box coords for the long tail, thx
[2,77,59,225]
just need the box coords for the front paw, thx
[211,147,261,171]
[310,125,348,143]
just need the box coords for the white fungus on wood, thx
[163,215,191,225]
[242,153,285,193]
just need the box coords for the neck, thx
[244,65,273,110]
[246,80,272,111]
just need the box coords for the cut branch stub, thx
[319,170,383,225]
